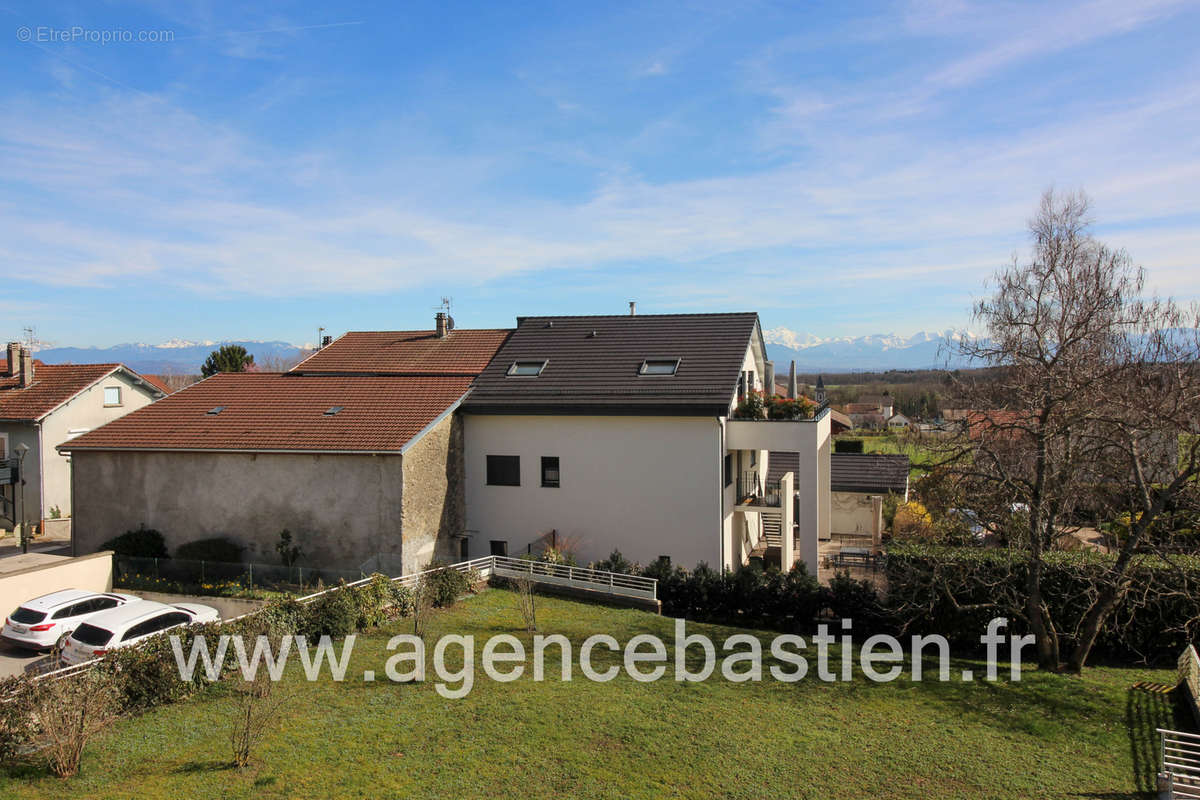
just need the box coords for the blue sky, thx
[2,1,1198,348]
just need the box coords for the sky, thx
[1,0,1198,349]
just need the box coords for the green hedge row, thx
[885,543,1200,663]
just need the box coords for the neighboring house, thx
[843,404,886,430]
[886,412,912,430]
[773,452,909,538]
[0,343,163,534]
[460,312,831,574]
[857,394,894,419]
[61,320,511,573]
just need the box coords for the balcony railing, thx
[737,471,781,507]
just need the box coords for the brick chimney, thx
[435,312,449,338]
[6,342,18,377]
[18,346,33,388]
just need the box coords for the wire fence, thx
[114,555,368,595]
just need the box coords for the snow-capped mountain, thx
[33,340,306,376]
[763,327,980,371]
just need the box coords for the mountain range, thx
[763,328,980,372]
[32,340,308,376]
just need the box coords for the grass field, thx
[0,589,1177,799]
[853,433,941,477]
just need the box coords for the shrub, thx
[100,524,168,558]
[732,390,767,419]
[423,563,476,607]
[301,582,360,640]
[766,394,817,420]
[26,670,120,777]
[175,536,244,563]
[100,621,223,711]
[885,543,1200,662]
[592,549,639,575]
[0,675,32,762]
[892,501,933,538]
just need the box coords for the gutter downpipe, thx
[718,415,725,571]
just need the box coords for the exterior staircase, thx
[763,516,783,548]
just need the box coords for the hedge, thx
[885,543,1200,663]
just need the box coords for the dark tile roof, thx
[292,329,512,376]
[769,451,909,493]
[462,313,760,415]
[0,364,125,421]
[60,372,473,453]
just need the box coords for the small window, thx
[639,358,680,376]
[724,454,733,488]
[0,432,8,461]
[324,406,344,416]
[207,406,225,415]
[489,540,508,557]
[459,538,470,560]
[540,456,560,488]
[750,450,757,467]
[486,455,521,486]
[507,360,547,377]
[103,386,122,406]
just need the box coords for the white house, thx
[461,313,831,575]
[886,412,912,430]
[0,343,164,537]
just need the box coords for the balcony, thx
[737,470,781,507]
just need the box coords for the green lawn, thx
[0,589,1177,799]
[852,433,941,477]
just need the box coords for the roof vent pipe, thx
[629,301,636,316]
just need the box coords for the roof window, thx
[639,359,680,376]
[206,406,225,415]
[507,360,547,377]
[324,406,345,416]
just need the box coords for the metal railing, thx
[737,471,781,507]
[20,555,656,685]
[1159,728,1200,799]
[490,555,657,601]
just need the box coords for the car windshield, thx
[10,607,46,624]
[71,623,113,647]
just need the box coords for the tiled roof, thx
[60,372,473,453]
[769,451,909,493]
[463,313,759,415]
[0,364,123,421]
[141,374,174,394]
[292,329,512,376]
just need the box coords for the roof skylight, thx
[639,359,680,376]
[206,406,225,415]
[507,360,548,377]
[324,406,345,416]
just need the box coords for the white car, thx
[61,600,220,665]
[1,589,142,651]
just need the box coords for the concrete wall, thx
[400,413,465,574]
[831,491,878,535]
[0,551,113,619]
[70,450,407,571]
[464,414,723,569]
[0,424,38,532]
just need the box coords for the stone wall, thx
[400,413,465,573]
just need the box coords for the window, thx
[459,538,470,560]
[507,360,547,377]
[724,454,733,488]
[737,373,746,400]
[103,386,122,406]
[639,358,680,376]
[324,406,345,416]
[540,456,560,488]
[486,455,521,486]
[489,540,508,557]
[748,371,756,391]
[207,406,225,415]
[0,432,7,461]
[750,450,757,467]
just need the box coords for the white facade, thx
[464,413,724,569]
[1,369,160,531]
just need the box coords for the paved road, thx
[0,640,58,678]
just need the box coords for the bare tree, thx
[229,664,287,769]
[411,572,434,640]
[511,572,538,632]
[28,671,121,777]
[942,189,1200,671]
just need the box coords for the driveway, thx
[0,640,58,678]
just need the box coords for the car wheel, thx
[55,633,70,652]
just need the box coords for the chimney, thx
[18,346,33,388]
[628,301,636,316]
[435,312,449,338]
[6,342,18,377]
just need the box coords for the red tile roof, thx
[59,372,473,453]
[293,329,512,376]
[140,374,174,395]
[0,363,125,421]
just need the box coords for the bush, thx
[175,536,244,563]
[100,524,168,558]
[423,563,476,607]
[100,620,225,712]
[885,543,1200,662]
[766,394,817,420]
[892,501,933,538]
[732,390,767,419]
[301,583,361,639]
[592,549,639,575]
